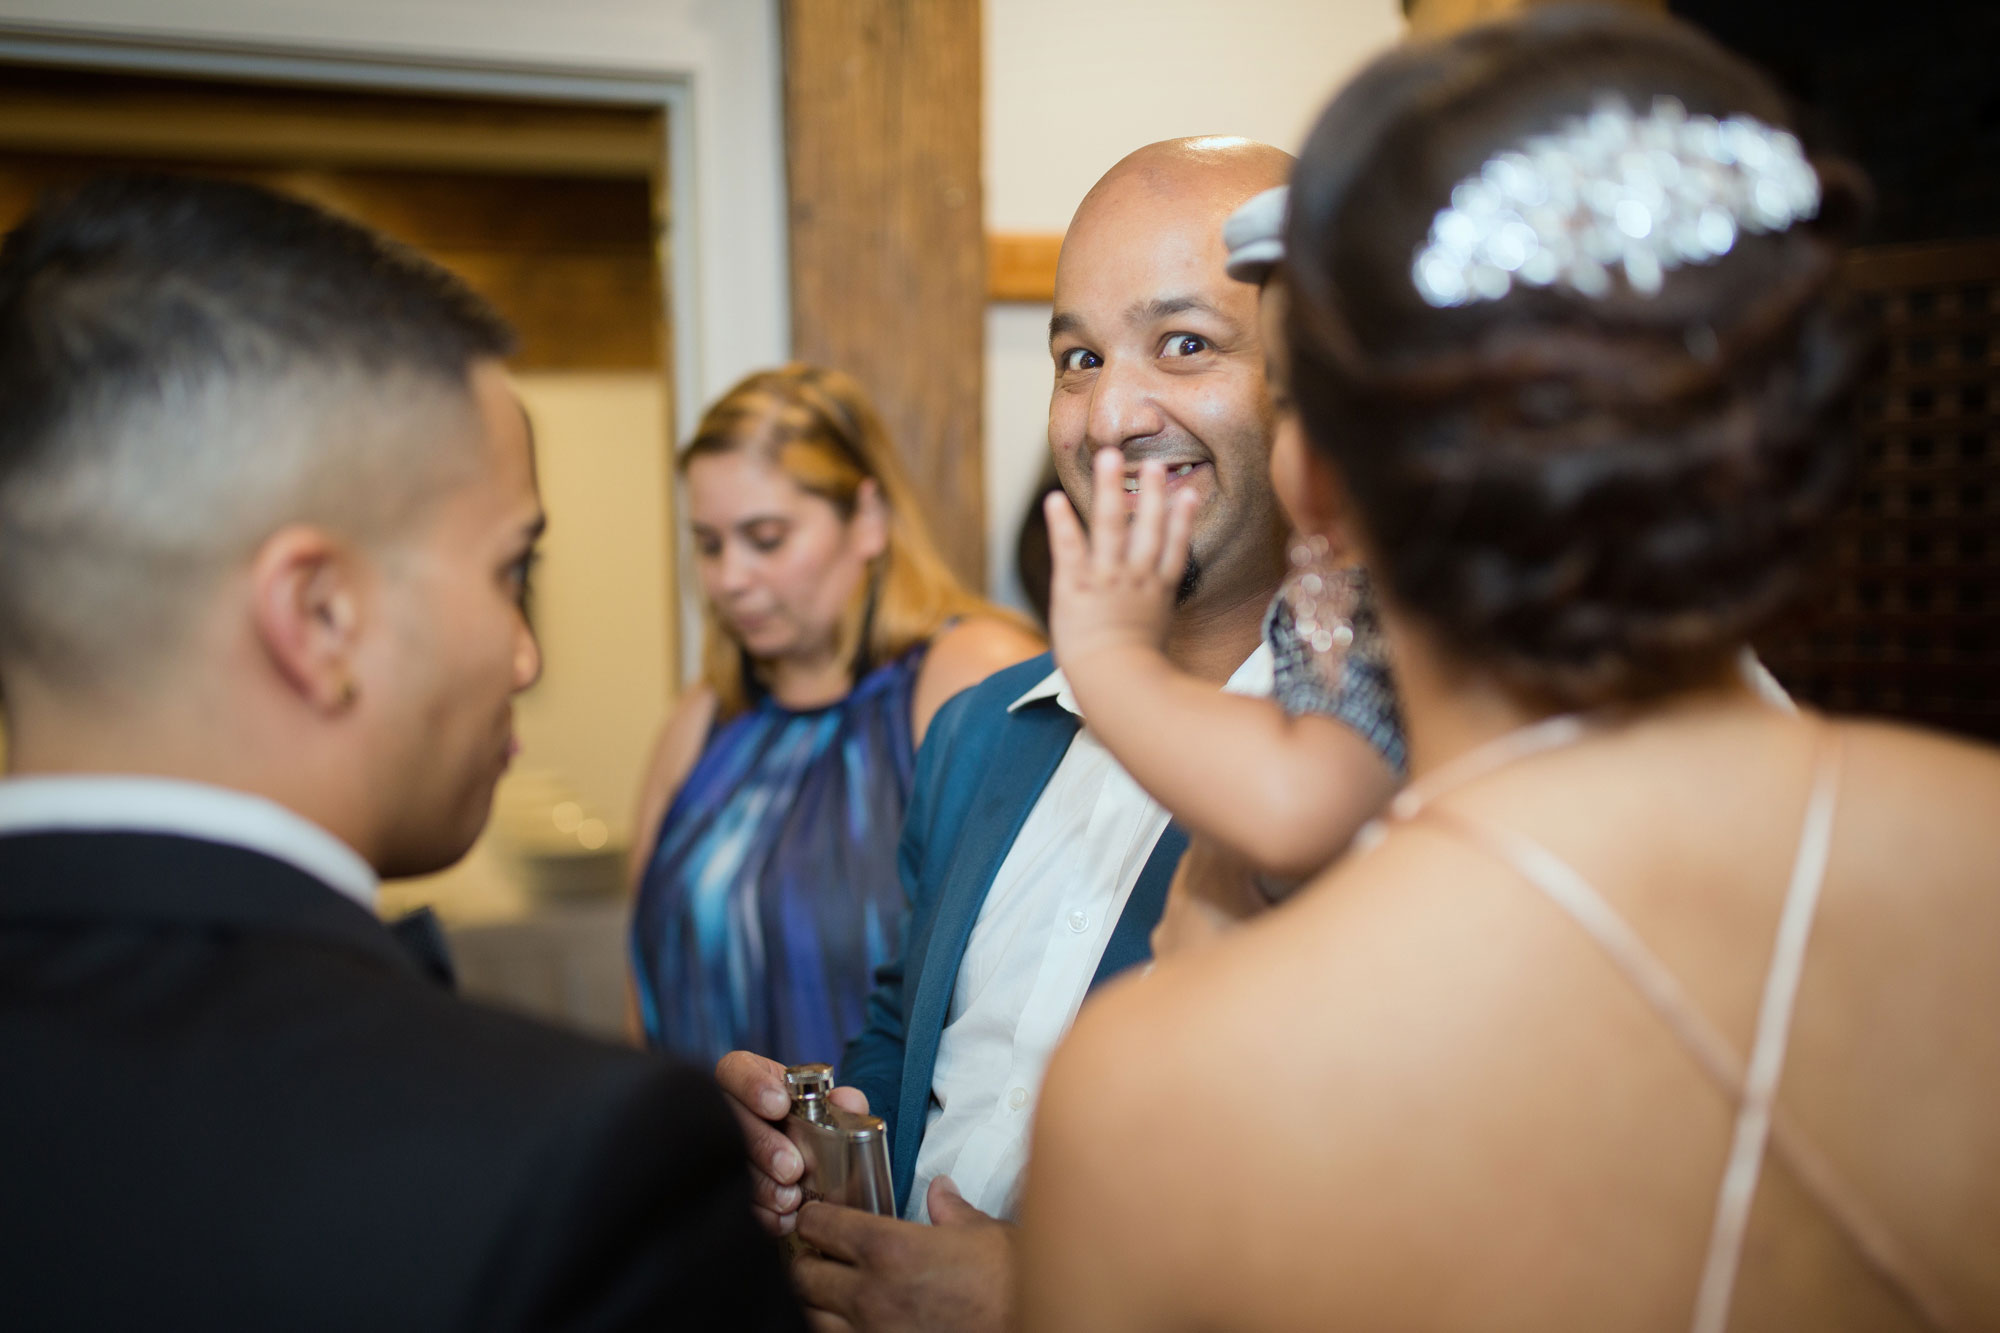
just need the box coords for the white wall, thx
[0,0,790,424]
[982,0,1406,611]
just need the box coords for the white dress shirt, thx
[907,645,1273,1222]
[0,774,379,909]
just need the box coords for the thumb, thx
[926,1175,990,1227]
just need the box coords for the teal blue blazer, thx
[837,653,1187,1213]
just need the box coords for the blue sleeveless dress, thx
[630,646,924,1068]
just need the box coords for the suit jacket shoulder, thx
[0,831,802,1333]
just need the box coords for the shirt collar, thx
[1008,640,1275,718]
[0,775,379,910]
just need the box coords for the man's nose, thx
[513,618,543,692]
[1083,359,1166,453]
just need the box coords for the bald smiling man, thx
[714,137,1294,1331]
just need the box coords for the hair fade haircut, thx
[1284,8,1872,708]
[0,173,515,693]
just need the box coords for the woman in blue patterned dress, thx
[628,364,1042,1068]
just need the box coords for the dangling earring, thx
[334,677,360,710]
[1282,533,1360,689]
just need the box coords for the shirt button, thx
[1067,909,1089,933]
[1007,1086,1028,1110]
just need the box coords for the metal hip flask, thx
[784,1063,894,1216]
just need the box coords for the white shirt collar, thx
[1009,640,1275,717]
[0,775,379,910]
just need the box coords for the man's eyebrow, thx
[1048,310,1082,345]
[519,513,547,544]
[1128,294,1228,324]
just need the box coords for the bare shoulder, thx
[1838,715,2000,802]
[910,615,1045,740]
[1020,966,1208,1330]
[1831,717,2000,879]
[652,685,720,788]
[624,685,719,888]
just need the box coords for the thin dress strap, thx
[1409,726,1962,1333]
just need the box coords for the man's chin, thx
[374,805,492,882]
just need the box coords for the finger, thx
[1090,448,1127,576]
[715,1049,793,1121]
[791,1252,864,1319]
[1043,489,1089,586]
[727,1099,803,1186]
[806,1312,855,1333]
[794,1200,877,1266]
[1126,460,1168,574]
[1158,486,1199,583]
[752,1202,798,1237]
[925,1174,993,1227]
[829,1085,870,1115]
[750,1166,804,1217]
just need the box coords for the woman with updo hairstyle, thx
[628,364,1041,1068]
[1020,11,2000,1332]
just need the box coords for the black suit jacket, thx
[0,830,803,1332]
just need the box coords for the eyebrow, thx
[518,513,547,546]
[1048,294,1232,347]
[688,513,790,535]
[1129,294,1227,324]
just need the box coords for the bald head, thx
[1076,136,1294,223]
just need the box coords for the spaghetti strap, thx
[1691,727,1842,1333]
[1411,725,1962,1332]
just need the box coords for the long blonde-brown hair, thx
[682,363,1013,719]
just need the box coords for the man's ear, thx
[851,477,890,561]
[249,526,365,713]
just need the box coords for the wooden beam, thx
[1404,0,1663,40]
[782,0,987,588]
[0,70,665,178]
[988,231,1063,303]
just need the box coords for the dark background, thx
[1675,0,2000,741]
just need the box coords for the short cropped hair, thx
[0,173,514,693]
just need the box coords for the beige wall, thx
[981,0,1406,610]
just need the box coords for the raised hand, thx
[1042,448,1199,679]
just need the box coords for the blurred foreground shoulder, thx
[912,615,1045,739]
[462,1015,805,1331]
[1018,968,1190,1332]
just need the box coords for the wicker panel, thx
[1758,240,2000,742]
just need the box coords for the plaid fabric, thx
[1262,573,1407,777]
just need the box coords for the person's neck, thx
[758,646,855,711]
[1161,580,1273,685]
[1390,634,1551,787]
[1385,610,1770,785]
[3,687,377,862]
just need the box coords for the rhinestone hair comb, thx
[1411,95,1821,309]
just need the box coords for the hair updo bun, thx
[1284,6,1872,707]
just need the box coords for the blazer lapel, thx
[892,698,1079,1203]
[1090,821,1187,988]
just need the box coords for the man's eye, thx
[508,551,540,608]
[1057,348,1102,373]
[1162,334,1210,358]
